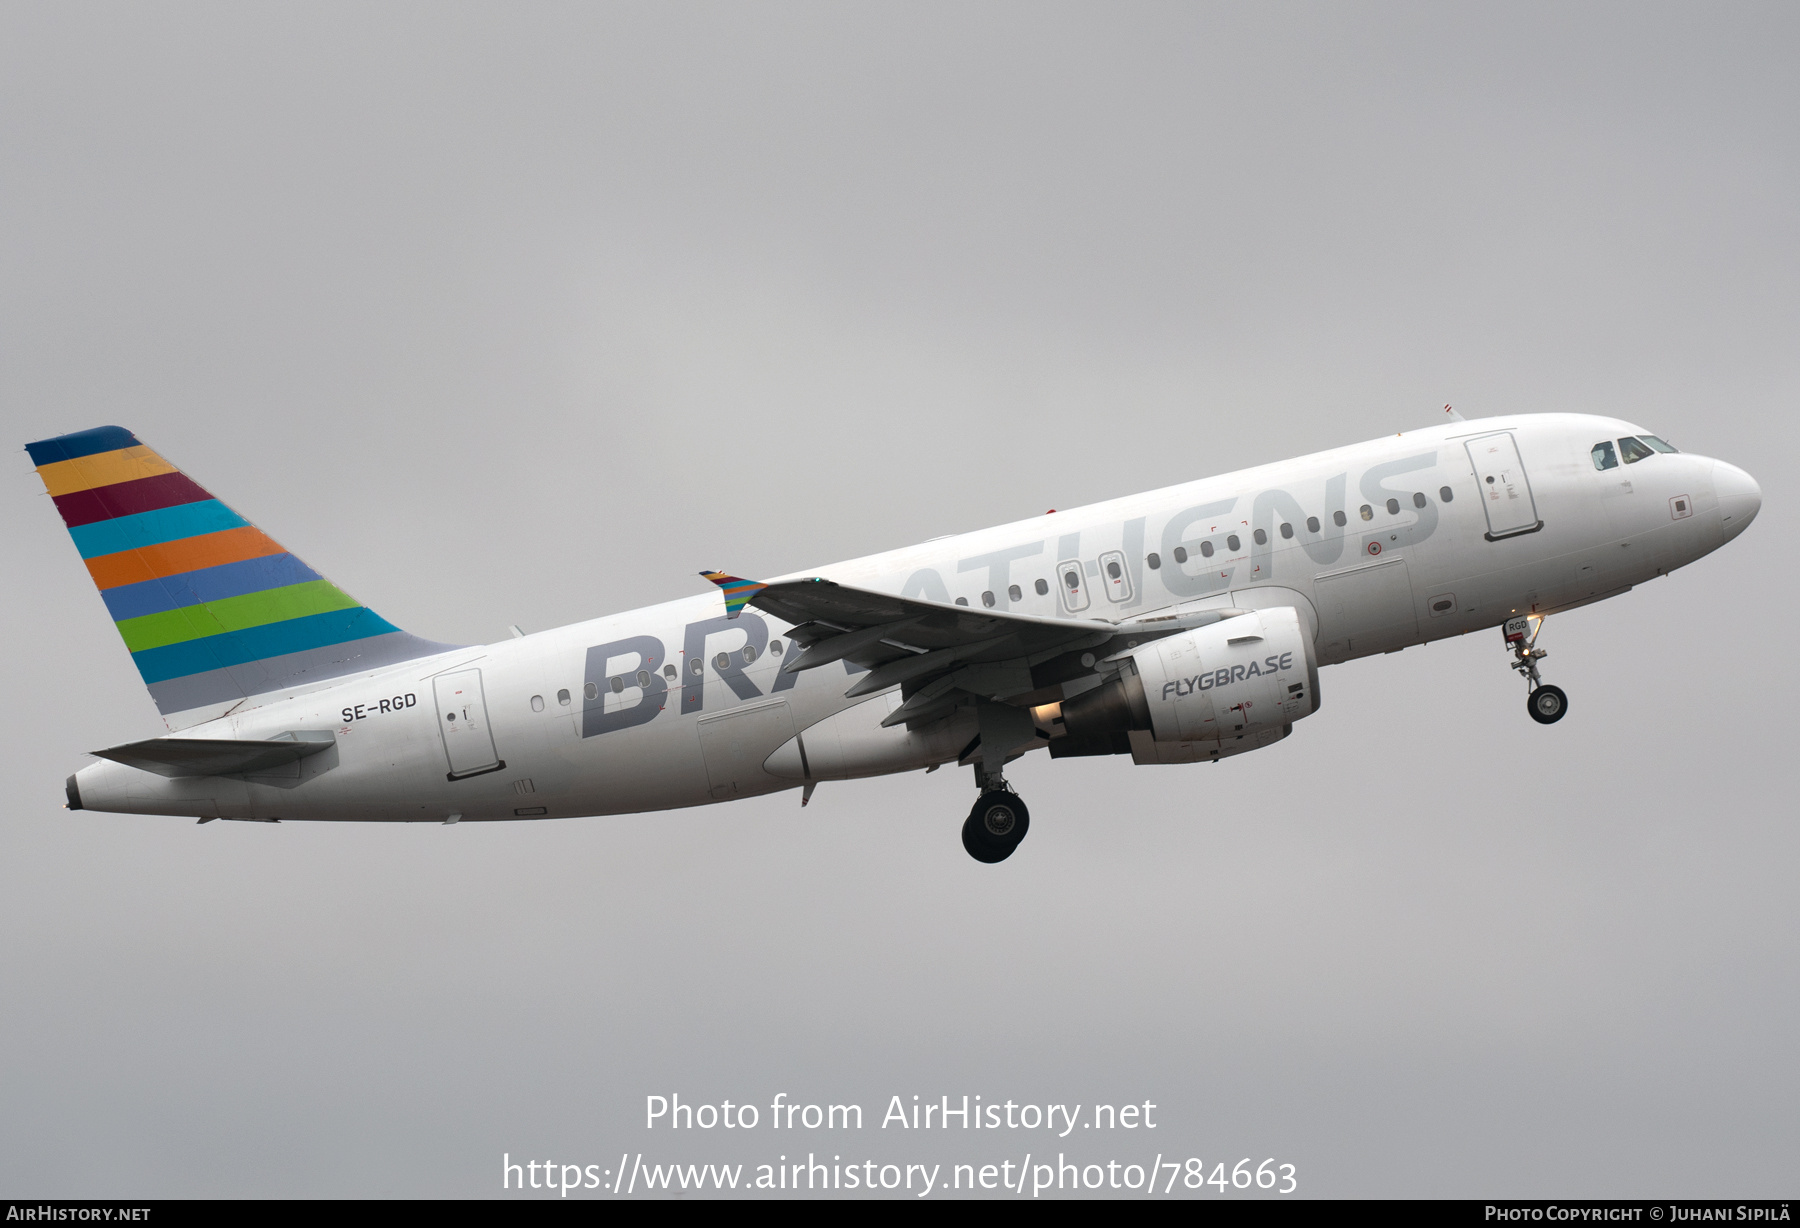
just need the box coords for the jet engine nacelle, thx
[1136,605,1320,741]
[1060,606,1319,753]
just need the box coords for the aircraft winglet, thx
[700,571,768,619]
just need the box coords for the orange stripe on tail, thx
[84,526,288,590]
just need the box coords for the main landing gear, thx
[962,762,1030,863]
[963,790,1030,863]
[1505,616,1568,725]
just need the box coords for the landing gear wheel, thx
[962,791,1030,863]
[961,818,1013,863]
[1527,684,1568,725]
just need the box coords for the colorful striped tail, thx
[699,571,768,619]
[29,426,461,726]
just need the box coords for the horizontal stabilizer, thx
[92,730,336,778]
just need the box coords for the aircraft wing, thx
[702,573,1240,727]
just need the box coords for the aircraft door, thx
[1097,550,1133,603]
[1464,432,1542,539]
[1057,559,1090,612]
[434,668,505,780]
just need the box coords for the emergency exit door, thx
[1464,432,1542,540]
[434,668,505,780]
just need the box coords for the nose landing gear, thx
[962,762,1031,863]
[1505,616,1568,725]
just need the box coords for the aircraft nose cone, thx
[1712,460,1761,542]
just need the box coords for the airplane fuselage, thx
[69,413,1756,824]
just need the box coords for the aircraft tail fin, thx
[28,426,462,728]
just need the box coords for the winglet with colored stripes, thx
[27,426,461,728]
[699,571,767,619]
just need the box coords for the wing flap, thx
[843,636,1012,699]
[707,573,1258,717]
[782,616,928,674]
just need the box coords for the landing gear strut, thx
[1505,616,1568,725]
[962,761,1030,863]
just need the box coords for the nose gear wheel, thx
[1528,684,1568,724]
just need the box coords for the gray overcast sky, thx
[2,1,1795,1198]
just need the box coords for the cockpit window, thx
[1591,441,1618,471]
[1639,434,1678,453]
[1618,436,1657,464]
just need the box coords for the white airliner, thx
[33,412,1759,862]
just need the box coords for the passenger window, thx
[557,688,571,705]
[1333,510,1347,527]
[609,676,623,693]
[1619,436,1656,464]
[1145,553,1161,570]
[955,596,969,606]
[741,645,757,663]
[1439,486,1454,502]
[1591,440,1618,470]
[530,694,545,712]
[1064,570,1080,589]
[769,641,782,655]
[584,682,599,700]
[1008,584,1022,601]
[689,658,703,675]
[637,669,652,686]
[662,664,677,679]
[1199,541,1215,558]
[1307,516,1321,533]
[981,590,996,607]
[1253,528,1267,545]
[1226,534,1240,552]
[1640,435,1678,453]
[1386,498,1400,515]
[1412,492,1427,508]
[714,652,730,669]
[1359,504,1373,521]
[1280,523,1293,539]
[1105,560,1121,580]
[1173,546,1188,564]
[1035,578,1049,595]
